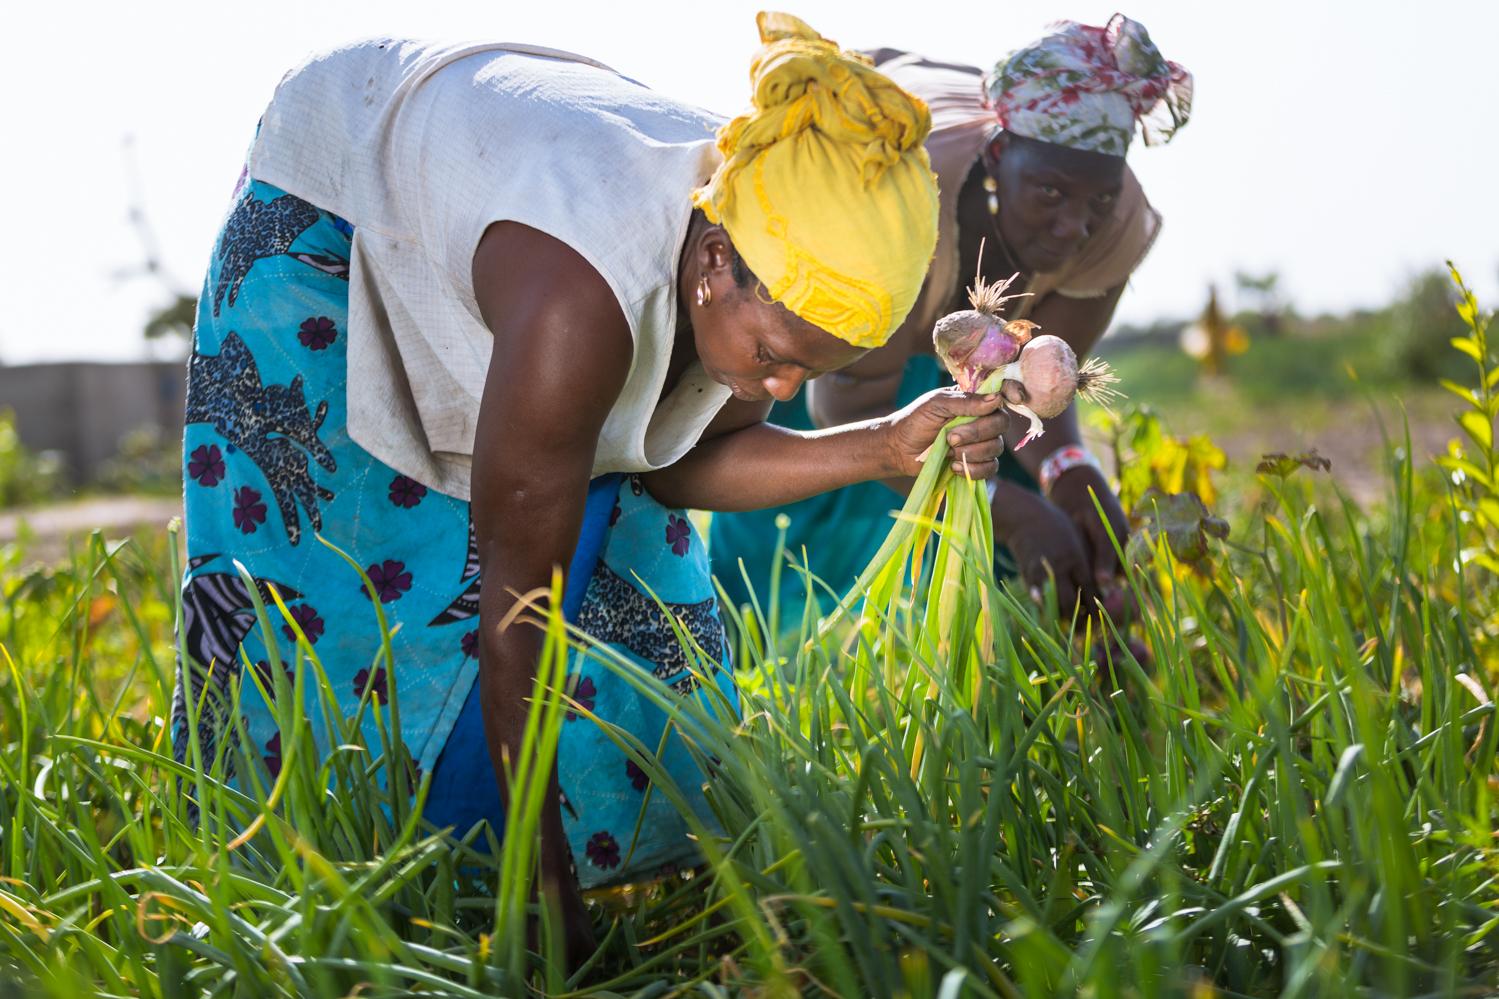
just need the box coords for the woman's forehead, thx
[1006,133,1125,184]
[1022,161,1124,195]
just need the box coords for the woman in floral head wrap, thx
[988,14,1190,156]
[174,11,1010,964]
[713,14,1191,629]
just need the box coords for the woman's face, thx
[685,231,865,403]
[987,132,1127,275]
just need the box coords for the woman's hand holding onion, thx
[880,388,1014,479]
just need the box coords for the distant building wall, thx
[0,362,186,483]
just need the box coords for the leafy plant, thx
[95,425,182,496]
[1437,262,1499,574]
[0,408,65,509]
[1094,403,1227,510]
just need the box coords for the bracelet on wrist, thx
[1039,445,1102,497]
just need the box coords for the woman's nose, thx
[763,369,807,402]
[1051,204,1091,244]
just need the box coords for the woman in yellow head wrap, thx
[694,12,940,349]
[176,11,1012,963]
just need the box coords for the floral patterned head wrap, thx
[693,12,939,349]
[985,13,1192,157]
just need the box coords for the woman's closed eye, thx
[755,343,795,369]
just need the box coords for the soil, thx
[0,495,182,563]
[1211,412,1456,507]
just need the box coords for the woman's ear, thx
[983,131,1007,172]
[701,225,735,277]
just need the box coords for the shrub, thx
[0,408,64,509]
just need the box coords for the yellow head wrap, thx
[692,12,939,349]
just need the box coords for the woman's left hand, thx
[882,387,1013,479]
[1047,463,1130,591]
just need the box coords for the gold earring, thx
[983,175,1000,217]
[696,275,712,307]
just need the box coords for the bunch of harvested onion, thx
[818,272,1118,720]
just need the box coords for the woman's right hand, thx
[991,483,1099,617]
[881,387,1012,479]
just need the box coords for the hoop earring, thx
[696,275,713,307]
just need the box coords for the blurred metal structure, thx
[0,362,184,485]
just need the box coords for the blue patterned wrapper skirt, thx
[174,176,736,887]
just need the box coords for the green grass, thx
[1,285,1497,996]
[1096,322,1456,441]
[1089,321,1463,522]
[0,417,1495,996]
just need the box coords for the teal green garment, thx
[709,354,1035,619]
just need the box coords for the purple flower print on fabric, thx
[363,560,412,603]
[665,514,691,556]
[353,666,389,704]
[566,675,597,722]
[188,444,226,487]
[585,831,621,870]
[297,316,338,350]
[251,659,295,700]
[280,604,325,644]
[388,475,427,509]
[233,486,267,533]
[264,731,283,778]
[626,758,649,792]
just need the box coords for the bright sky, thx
[2,0,1494,364]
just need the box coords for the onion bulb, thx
[932,271,1119,447]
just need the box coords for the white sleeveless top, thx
[249,38,732,500]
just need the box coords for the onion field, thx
[0,273,1494,997]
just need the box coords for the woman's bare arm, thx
[642,389,1012,512]
[469,221,632,952]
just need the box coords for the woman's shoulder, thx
[871,51,990,134]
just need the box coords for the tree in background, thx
[143,294,197,343]
[1234,269,1288,337]
[1383,268,1470,383]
